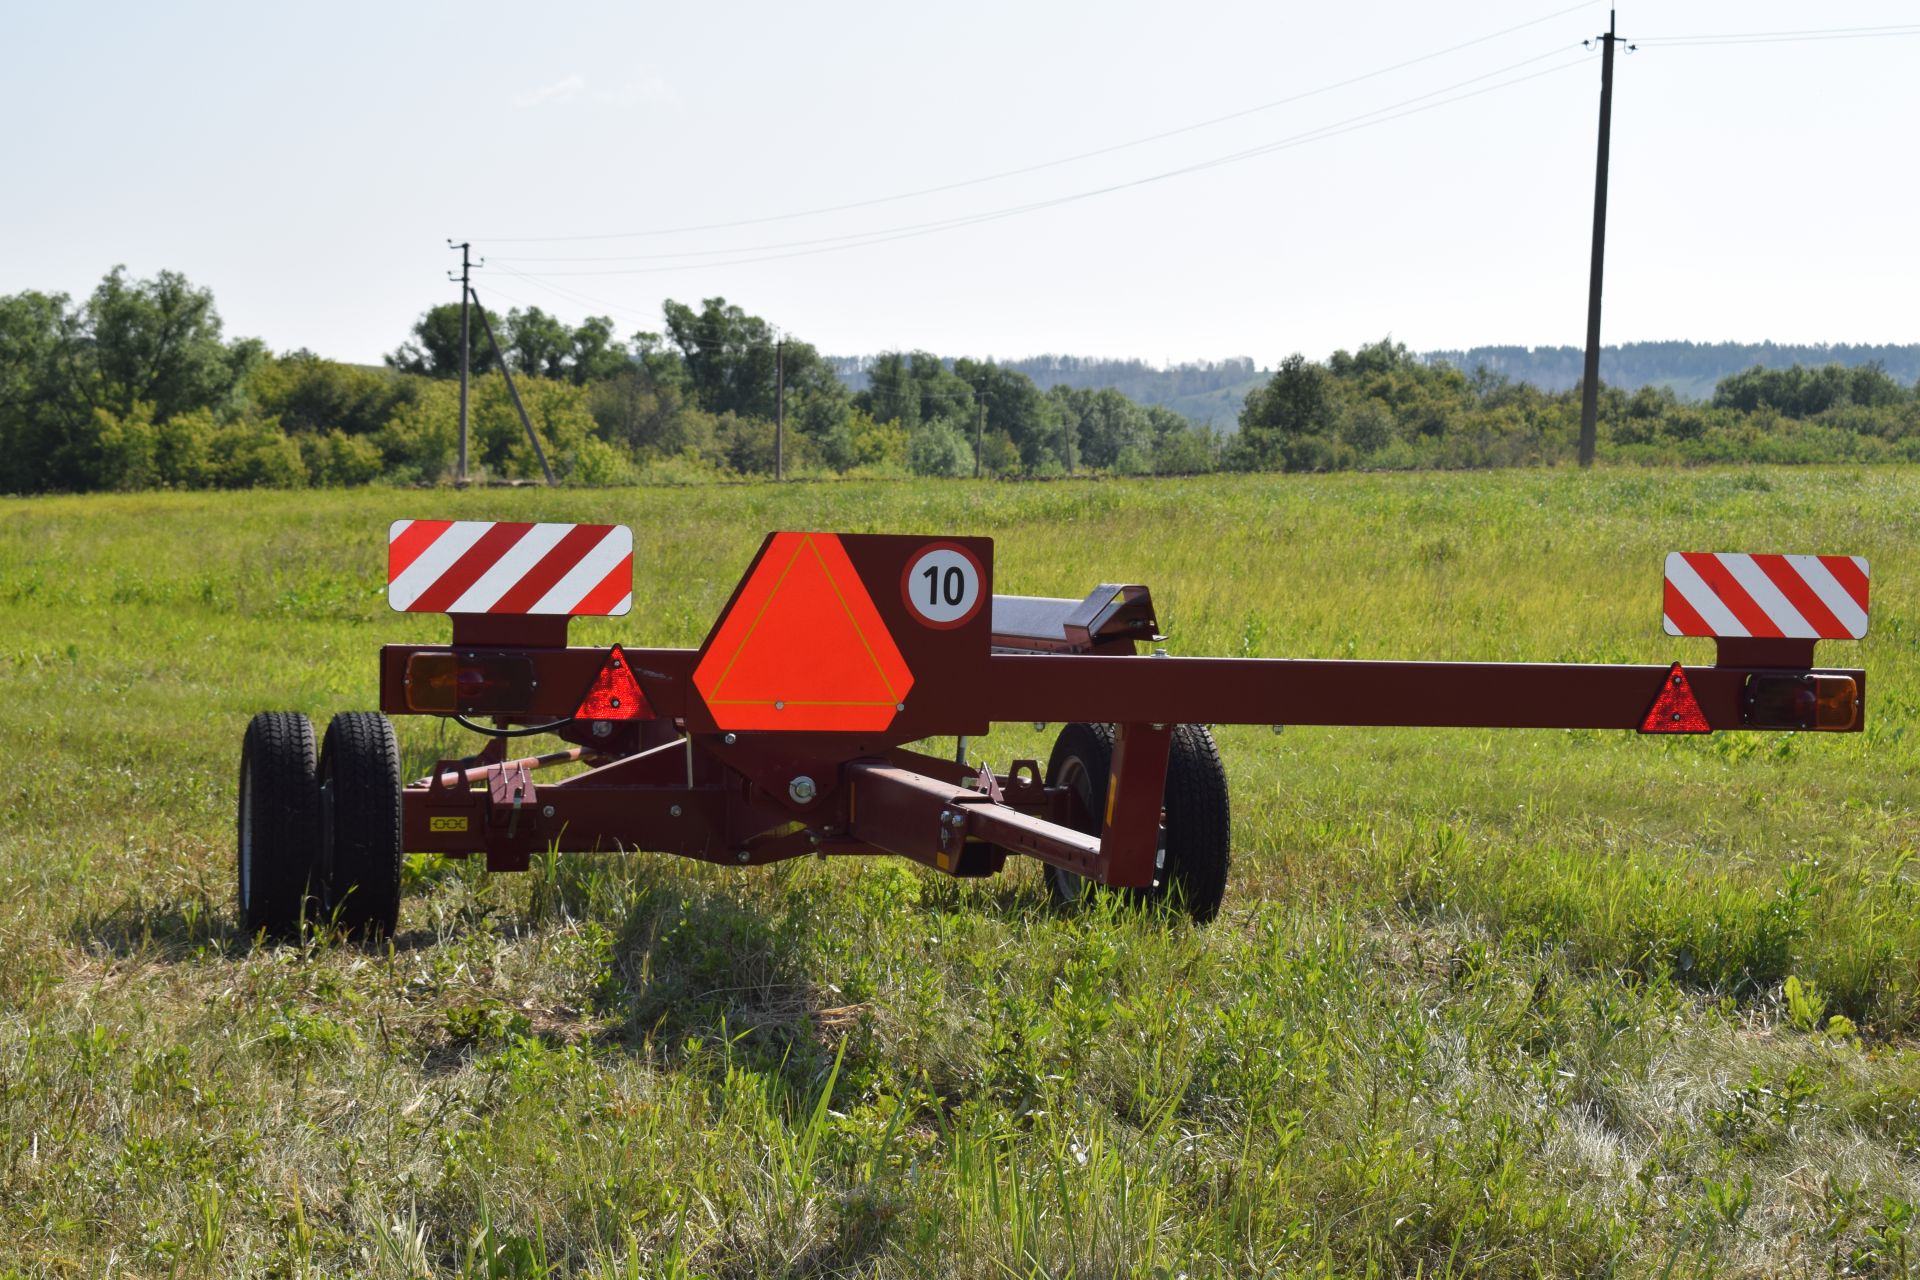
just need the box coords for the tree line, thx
[1232,341,1920,472]
[2,266,1917,494]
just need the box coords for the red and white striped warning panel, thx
[1663,552,1868,640]
[387,520,633,616]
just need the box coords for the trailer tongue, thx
[236,524,1868,939]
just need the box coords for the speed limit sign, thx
[902,543,984,629]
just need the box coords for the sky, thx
[2,1,1914,367]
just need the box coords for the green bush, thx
[906,419,974,477]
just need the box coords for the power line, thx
[494,45,1575,268]
[1636,26,1920,48]
[1636,22,1920,43]
[475,0,1600,245]
[499,50,1591,281]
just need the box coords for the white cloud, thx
[593,76,678,108]
[512,74,586,110]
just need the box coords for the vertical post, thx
[1578,10,1618,468]
[974,398,984,478]
[1063,413,1074,475]
[453,241,472,484]
[469,289,556,486]
[774,338,785,481]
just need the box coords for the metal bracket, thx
[488,760,536,838]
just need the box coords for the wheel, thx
[238,712,321,939]
[1044,722,1114,909]
[318,711,403,940]
[1160,724,1231,923]
[1043,722,1231,923]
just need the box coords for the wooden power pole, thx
[774,339,785,481]
[1578,11,1621,468]
[448,241,479,484]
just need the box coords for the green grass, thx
[4,467,1920,1277]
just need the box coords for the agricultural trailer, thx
[236,522,1870,937]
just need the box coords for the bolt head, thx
[669,804,682,817]
[737,849,750,863]
[723,732,737,746]
[788,775,817,803]
[591,720,612,738]
[774,700,785,711]
[541,804,555,818]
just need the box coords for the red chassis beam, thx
[380,645,1864,735]
[979,652,1864,732]
[381,641,1863,889]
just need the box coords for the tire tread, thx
[319,711,402,939]
[238,711,318,939]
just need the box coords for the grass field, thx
[4,468,1920,1278]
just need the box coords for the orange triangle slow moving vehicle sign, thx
[693,532,914,732]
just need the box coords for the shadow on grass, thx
[70,897,242,962]
[70,894,455,963]
[595,871,826,1068]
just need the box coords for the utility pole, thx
[1578,11,1622,468]
[774,339,785,481]
[1062,415,1074,476]
[447,240,481,484]
[974,399,985,478]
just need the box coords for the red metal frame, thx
[375,530,1867,892]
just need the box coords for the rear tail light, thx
[1744,672,1860,731]
[404,652,536,714]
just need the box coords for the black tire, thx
[238,712,321,939]
[1043,722,1231,923]
[318,711,403,940]
[1161,724,1231,923]
[1044,722,1114,910]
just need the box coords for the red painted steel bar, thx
[844,762,1104,877]
[978,654,1866,732]
[379,646,1863,735]
[1101,723,1173,886]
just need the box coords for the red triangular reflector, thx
[575,645,652,721]
[1640,662,1710,733]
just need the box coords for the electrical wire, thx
[494,45,1574,267]
[1636,24,1920,47]
[496,50,1591,280]
[476,0,1600,245]
[452,713,576,739]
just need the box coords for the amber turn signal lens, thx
[404,651,536,715]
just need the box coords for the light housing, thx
[404,651,536,714]
[1744,672,1859,731]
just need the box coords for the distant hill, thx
[827,341,1920,426]
[1421,341,1920,402]
[826,355,1268,428]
